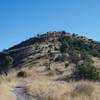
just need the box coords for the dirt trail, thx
[14,85,34,100]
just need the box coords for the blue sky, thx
[0,0,100,51]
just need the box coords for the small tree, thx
[0,55,13,76]
[73,63,100,81]
[72,33,78,37]
[81,50,94,64]
[60,44,67,53]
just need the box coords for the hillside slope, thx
[1,32,100,100]
[4,32,100,68]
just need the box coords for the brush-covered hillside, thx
[2,31,100,80]
[5,31,100,67]
[1,31,100,100]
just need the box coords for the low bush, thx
[73,63,100,81]
[17,71,27,78]
[65,63,69,68]
[54,55,64,62]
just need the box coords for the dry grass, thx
[16,67,100,100]
[71,82,94,97]
[1,67,100,100]
[28,80,100,100]
[0,83,16,100]
[0,75,17,100]
[0,71,22,100]
[18,65,100,100]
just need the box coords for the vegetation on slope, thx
[59,32,100,81]
[0,52,13,75]
[1,31,100,81]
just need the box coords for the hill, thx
[1,31,100,100]
[3,31,100,68]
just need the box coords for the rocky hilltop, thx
[3,31,100,70]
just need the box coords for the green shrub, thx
[73,63,100,80]
[54,47,59,51]
[60,43,68,53]
[54,55,64,62]
[4,56,13,66]
[17,71,27,78]
[81,50,90,60]
[81,50,94,64]
[90,49,100,57]
[65,63,69,68]
[0,55,13,75]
